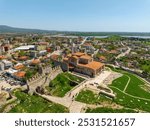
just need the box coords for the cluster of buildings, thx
[0,34,107,88]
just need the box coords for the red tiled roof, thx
[50,54,59,60]
[14,64,24,70]
[14,71,26,78]
[78,61,104,70]
[83,43,92,46]
[31,59,40,64]
[19,56,28,60]
[0,55,6,59]
[99,56,106,60]
[73,52,85,57]
[80,55,91,60]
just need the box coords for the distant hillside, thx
[0,25,57,34]
[0,25,150,36]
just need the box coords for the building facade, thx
[63,52,105,77]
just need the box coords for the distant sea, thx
[122,36,150,39]
[89,35,150,39]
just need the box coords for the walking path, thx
[65,71,111,99]
[38,94,86,113]
[111,86,150,102]
[37,71,112,113]
[123,75,131,92]
[116,44,131,59]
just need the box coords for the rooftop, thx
[14,45,35,51]
[14,64,24,70]
[80,55,91,60]
[50,54,59,60]
[18,56,28,61]
[14,71,26,78]
[73,52,85,57]
[78,61,104,70]
[0,55,6,60]
[31,59,40,65]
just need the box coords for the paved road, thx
[116,46,131,59]
[80,37,88,45]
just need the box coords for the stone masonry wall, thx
[27,65,62,92]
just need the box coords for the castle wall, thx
[53,60,69,71]
[27,65,62,93]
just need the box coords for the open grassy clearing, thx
[111,87,150,112]
[86,107,136,113]
[9,90,69,113]
[47,72,84,97]
[75,89,112,104]
[111,75,129,91]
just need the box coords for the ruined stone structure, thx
[27,65,62,93]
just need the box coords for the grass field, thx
[75,90,112,104]
[111,75,129,91]
[76,67,150,112]
[9,90,69,113]
[111,87,150,112]
[86,107,136,113]
[47,72,84,97]
[109,67,150,112]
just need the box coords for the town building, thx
[1,60,13,69]
[63,52,105,77]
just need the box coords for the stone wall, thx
[53,60,69,71]
[27,65,62,93]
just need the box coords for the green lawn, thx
[76,90,140,113]
[64,73,85,83]
[125,73,150,99]
[76,67,150,112]
[47,72,84,97]
[111,75,129,91]
[109,67,150,99]
[107,67,150,112]
[111,87,150,112]
[75,90,112,104]
[86,107,136,113]
[9,90,69,113]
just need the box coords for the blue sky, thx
[0,0,150,32]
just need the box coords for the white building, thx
[1,60,13,69]
[14,45,35,51]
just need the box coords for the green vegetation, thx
[101,35,124,42]
[111,75,129,91]
[108,67,150,112]
[86,107,136,113]
[111,87,150,112]
[9,90,69,113]
[64,73,85,83]
[24,67,39,79]
[18,50,28,56]
[110,67,150,99]
[76,67,150,112]
[75,90,111,104]
[118,56,150,79]
[47,73,84,97]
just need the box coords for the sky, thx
[0,0,150,32]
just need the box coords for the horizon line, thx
[1,25,150,33]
